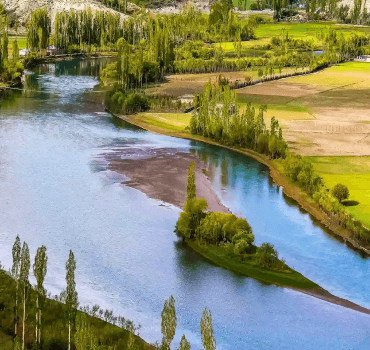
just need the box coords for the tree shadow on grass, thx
[342,200,360,207]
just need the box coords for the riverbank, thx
[0,269,155,350]
[187,239,370,315]
[114,112,370,256]
[23,52,117,69]
[110,111,370,315]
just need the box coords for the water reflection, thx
[0,58,369,349]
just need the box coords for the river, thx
[0,58,369,349]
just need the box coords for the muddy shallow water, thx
[0,58,370,349]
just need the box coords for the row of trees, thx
[6,236,220,350]
[190,83,288,159]
[0,9,23,82]
[283,154,370,243]
[10,236,77,350]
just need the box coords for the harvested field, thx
[150,68,298,97]
[236,62,370,156]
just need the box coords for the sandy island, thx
[104,146,229,213]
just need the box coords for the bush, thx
[332,183,349,203]
[122,93,149,114]
[196,212,254,245]
[255,243,280,269]
[176,198,208,239]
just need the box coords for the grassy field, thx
[8,36,27,58]
[137,112,189,132]
[308,157,370,228]
[187,239,320,289]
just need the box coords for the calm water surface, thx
[0,59,369,349]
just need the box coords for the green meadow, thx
[308,156,370,228]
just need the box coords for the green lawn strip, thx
[308,156,370,227]
[186,239,319,290]
[140,114,187,132]
[0,270,154,349]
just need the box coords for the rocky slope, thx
[1,0,130,25]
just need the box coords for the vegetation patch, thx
[308,156,370,227]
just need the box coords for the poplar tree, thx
[186,162,196,201]
[66,250,78,350]
[19,242,30,350]
[33,245,47,349]
[200,307,216,350]
[178,335,191,350]
[12,39,19,63]
[12,235,21,337]
[161,295,177,350]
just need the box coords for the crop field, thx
[308,156,370,228]
[155,67,301,97]
[237,62,370,156]
[218,21,370,55]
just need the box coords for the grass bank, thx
[308,156,370,228]
[186,239,318,289]
[0,269,154,350]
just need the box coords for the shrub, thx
[255,243,279,268]
[332,183,349,203]
[122,93,149,114]
[196,212,254,245]
[176,198,208,239]
[234,239,250,254]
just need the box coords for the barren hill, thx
[1,0,129,25]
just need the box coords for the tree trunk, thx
[15,284,18,336]
[68,320,71,350]
[38,309,42,345]
[35,295,39,350]
[22,286,25,350]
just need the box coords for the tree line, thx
[0,5,23,83]
[190,82,288,159]
[2,236,220,350]
[283,154,370,244]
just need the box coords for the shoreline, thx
[114,112,370,256]
[186,239,370,315]
[110,111,370,316]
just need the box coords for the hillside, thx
[1,0,129,25]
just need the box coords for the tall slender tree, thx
[161,295,177,350]
[12,235,21,337]
[200,307,216,350]
[19,242,30,350]
[33,245,47,349]
[66,250,78,350]
[186,162,196,201]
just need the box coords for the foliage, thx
[186,162,196,201]
[161,295,177,350]
[191,82,288,159]
[178,335,191,350]
[27,8,51,53]
[200,307,216,350]
[282,154,370,243]
[176,198,209,239]
[255,243,281,269]
[332,183,349,203]
[196,212,254,247]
